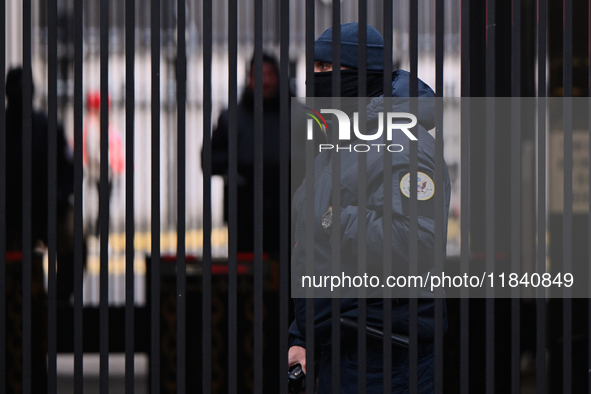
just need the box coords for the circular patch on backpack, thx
[400,172,435,201]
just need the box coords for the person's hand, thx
[288,345,307,374]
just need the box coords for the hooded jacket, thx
[289,70,451,349]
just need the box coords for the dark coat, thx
[289,70,451,349]
[209,90,283,253]
[5,105,74,249]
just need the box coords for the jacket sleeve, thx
[337,201,400,263]
[336,158,438,279]
[288,320,306,348]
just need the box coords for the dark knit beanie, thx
[314,22,384,71]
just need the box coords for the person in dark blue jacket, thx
[288,23,451,393]
[209,53,283,254]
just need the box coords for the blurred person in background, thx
[5,66,74,253]
[208,52,282,256]
[4,66,75,393]
[205,52,294,392]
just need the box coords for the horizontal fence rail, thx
[0,0,589,393]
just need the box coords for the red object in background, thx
[86,91,111,110]
[5,251,23,262]
[161,252,269,275]
[236,252,270,261]
[83,91,125,175]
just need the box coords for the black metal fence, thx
[1,0,590,393]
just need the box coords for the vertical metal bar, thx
[0,0,5,389]
[434,0,445,391]
[485,1,496,393]
[304,299,315,391]
[562,1,573,392]
[382,1,393,393]
[409,1,419,393]
[305,0,314,98]
[409,0,418,97]
[357,3,368,393]
[331,2,341,92]
[279,0,290,391]
[460,1,471,392]
[176,0,187,391]
[201,0,213,392]
[99,0,110,390]
[588,1,591,388]
[125,0,136,390]
[511,0,522,97]
[588,4,591,393]
[253,0,264,391]
[536,0,548,392]
[227,0,238,390]
[22,0,32,391]
[151,0,162,390]
[562,129,573,392]
[358,0,367,96]
[330,168,342,394]
[331,2,342,393]
[305,0,315,391]
[563,1,573,97]
[510,1,522,393]
[74,0,85,390]
[380,155,393,394]
[484,101,496,393]
[47,0,58,391]
[357,172,368,394]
